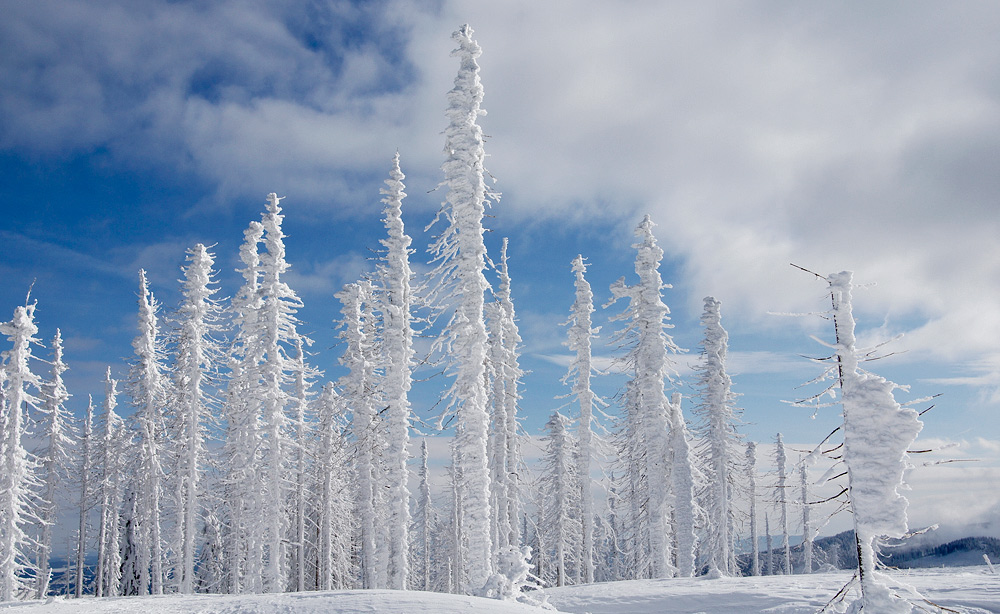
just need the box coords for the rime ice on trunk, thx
[746,442,760,576]
[606,215,682,579]
[827,271,922,612]
[667,393,697,577]
[425,23,497,593]
[774,433,791,575]
[563,255,601,584]
[75,397,95,598]
[0,303,43,602]
[800,459,812,574]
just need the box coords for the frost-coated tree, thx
[799,458,812,574]
[74,396,95,598]
[425,24,498,593]
[95,367,125,597]
[338,281,381,590]
[126,270,169,595]
[314,383,352,591]
[667,393,697,577]
[0,302,43,602]
[746,441,760,576]
[288,335,318,593]
[825,271,923,612]
[171,245,225,594]
[605,215,682,579]
[773,433,791,575]
[376,153,415,590]
[221,220,266,594]
[561,254,602,584]
[692,296,742,577]
[539,411,581,587]
[411,439,434,591]
[35,329,74,598]
[486,238,523,557]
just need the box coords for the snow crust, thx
[10,568,998,614]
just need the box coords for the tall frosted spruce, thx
[0,303,43,601]
[221,220,265,594]
[35,329,74,598]
[95,367,124,597]
[126,271,169,595]
[774,433,791,575]
[605,215,682,579]
[539,411,581,587]
[692,296,743,576]
[562,255,601,583]
[377,153,415,590]
[425,24,497,593]
[172,246,225,593]
[746,441,760,576]
[74,396,95,597]
[486,239,523,556]
[338,281,380,589]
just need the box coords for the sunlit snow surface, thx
[8,568,999,614]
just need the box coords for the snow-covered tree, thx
[821,271,922,612]
[692,296,743,577]
[0,302,44,601]
[74,396,95,598]
[221,220,265,594]
[95,367,125,597]
[171,245,225,594]
[126,270,170,595]
[314,383,352,591]
[375,153,415,590]
[486,239,524,558]
[667,393,697,577]
[338,281,381,589]
[799,458,812,574]
[35,329,75,598]
[746,441,760,576]
[605,215,682,579]
[424,24,499,594]
[411,439,434,591]
[561,254,602,584]
[539,411,581,587]
[773,433,791,576]
[288,335,318,593]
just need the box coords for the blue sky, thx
[3,1,1000,534]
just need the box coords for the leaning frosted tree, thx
[605,215,683,579]
[425,24,498,594]
[0,303,43,602]
[692,296,743,577]
[810,272,923,613]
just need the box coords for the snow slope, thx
[7,568,999,614]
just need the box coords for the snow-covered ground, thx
[6,567,998,614]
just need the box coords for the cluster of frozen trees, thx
[0,24,924,611]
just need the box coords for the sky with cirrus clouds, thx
[3,1,999,535]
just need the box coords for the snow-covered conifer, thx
[95,367,125,597]
[0,302,44,601]
[561,254,602,584]
[692,296,743,576]
[74,396,95,598]
[424,24,498,594]
[539,411,581,587]
[667,393,697,577]
[338,281,381,589]
[411,439,434,591]
[605,215,682,579]
[221,220,265,594]
[171,245,225,594]
[288,334,319,592]
[313,383,352,590]
[746,442,760,576]
[376,153,415,590]
[35,329,75,598]
[773,433,791,575]
[126,270,169,595]
[800,458,812,574]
